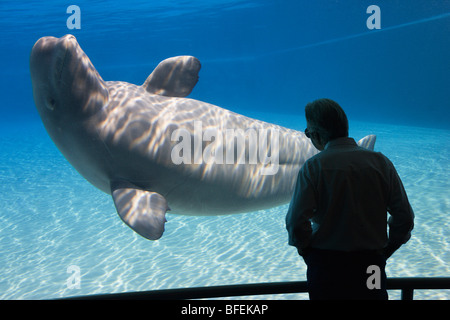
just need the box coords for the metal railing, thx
[65,277,450,300]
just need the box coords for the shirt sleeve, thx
[386,159,415,245]
[285,161,317,252]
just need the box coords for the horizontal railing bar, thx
[386,277,450,290]
[65,281,308,300]
[63,277,450,300]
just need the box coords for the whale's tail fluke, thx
[357,135,376,151]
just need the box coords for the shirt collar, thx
[324,137,357,150]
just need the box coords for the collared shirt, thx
[286,137,414,253]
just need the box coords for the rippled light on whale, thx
[30,35,376,240]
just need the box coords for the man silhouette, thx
[286,98,414,300]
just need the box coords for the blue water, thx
[1,0,449,299]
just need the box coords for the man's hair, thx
[305,98,349,142]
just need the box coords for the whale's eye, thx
[46,97,56,111]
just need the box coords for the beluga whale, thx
[30,35,376,240]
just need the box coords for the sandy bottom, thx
[0,116,448,299]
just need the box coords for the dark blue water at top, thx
[1,0,450,128]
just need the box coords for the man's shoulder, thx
[306,144,394,169]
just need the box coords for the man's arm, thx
[285,163,317,256]
[384,160,415,259]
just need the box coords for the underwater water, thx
[0,118,448,300]
[0,0,449,299]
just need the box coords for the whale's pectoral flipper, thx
[142,56,201,97]
[357,135,377,151]
[111,181,169,240]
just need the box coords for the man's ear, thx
[311,131,326,151]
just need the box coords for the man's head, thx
[304,98,349,150]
